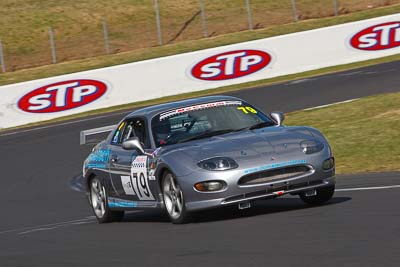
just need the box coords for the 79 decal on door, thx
[121,156,155,200]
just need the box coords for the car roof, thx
[126,95,245,119]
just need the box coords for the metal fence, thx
[0,0,398,73]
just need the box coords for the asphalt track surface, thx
[1,61,400,267]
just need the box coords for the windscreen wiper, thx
[234,121,275,132]
[177,129,235,144]
[248,121,275,130]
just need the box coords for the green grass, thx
[1,0,398,71]
[1,3,400,84]
[285,92,400,174]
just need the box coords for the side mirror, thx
[122,137,145,154]
[122,137,154,157]
[270,111,285,126]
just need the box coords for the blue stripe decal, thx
[86,163,108,169]
[108,197,138,208]
[244,159,307,174]
[85,149,111,170]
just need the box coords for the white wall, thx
[1,13,399,129]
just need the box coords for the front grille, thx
[271,180,322,192]
[238,165,311,186]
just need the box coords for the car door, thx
[108,117,157,204]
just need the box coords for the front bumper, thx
[185,176,335,211]
[178,157,336,211]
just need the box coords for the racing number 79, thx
[131,171,155,200]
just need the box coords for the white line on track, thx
[0,217,96,235]
[285,78,318,85]
[18,227,60,235]
[337,71,363,76]
[335,185,400,192]
[303,98,359,111]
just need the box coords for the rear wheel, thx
[90,177,124,223]
[299,185,335,205]
[162,172,191,224]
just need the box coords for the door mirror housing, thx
[122,137,154,157]
[270,111,285,126]
[122,137,145,153]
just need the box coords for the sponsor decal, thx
[18,79,107,113]
[112,130,120,144]
[160,100,242,120]
[350,21,400,50]
[244,159,307,174]
[120,155,155,200]
[108,198,157,208]
[191,50,272,81]
[121,175,136,196]
[86,149,111,169]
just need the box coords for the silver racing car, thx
[82,96,335,224]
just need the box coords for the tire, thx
[162,171,191,224]
[89,177,124,223]
[299,185,335,205]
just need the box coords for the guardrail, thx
[80,125,116,145]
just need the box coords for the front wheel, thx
[162,172,191,224]
[90,177,124,223]
[299,185,335,205]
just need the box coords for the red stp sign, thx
[18,79,107,113]
[191,50,272,81]
[350,21,400,50]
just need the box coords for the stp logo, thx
[191,50,272,81]
[18,79,107,113]
[350,22,400,50]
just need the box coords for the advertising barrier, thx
[0,14,399,129]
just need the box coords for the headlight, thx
[300,140,324,154]
[194,181,226,192]
[197,157,238,171]
[323,157,335,170]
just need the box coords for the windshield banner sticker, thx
[159,100,242,120]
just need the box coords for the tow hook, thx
[238,202,251,210]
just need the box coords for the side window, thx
[111,118,149,148]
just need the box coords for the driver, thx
[154,119,171,146]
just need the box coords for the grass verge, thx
[1,0,399,71]
[1,4,400,86]
[286,92,400,174]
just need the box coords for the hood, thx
[159,126,319,174]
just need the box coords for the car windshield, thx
[151,100,275,147]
